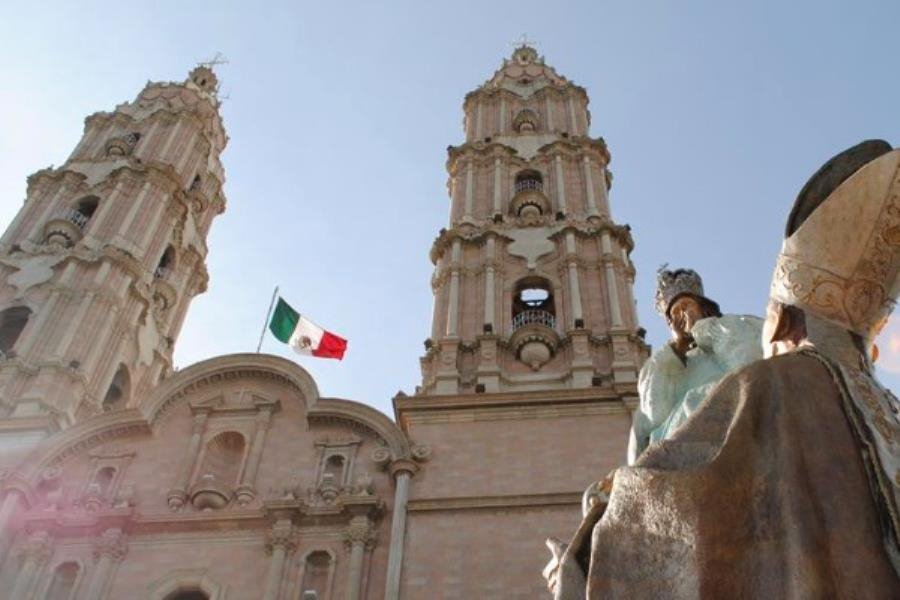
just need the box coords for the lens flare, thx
[874,315,900,374]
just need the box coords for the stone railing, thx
[514,179,543,194]
[56,208,90,230]
[512,309,556,331]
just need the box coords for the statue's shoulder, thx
[724,350,835,392]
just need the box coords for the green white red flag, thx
[268,297,347,360]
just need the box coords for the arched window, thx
[73,196,99,227]
[163,591,209,600]
[300,551,333,600]
[0,306,31,356]
[103,364,130,411]
[198,432,246,486]
[322,455,345,486]
[93,466,117,497]
[512,277,556,330]
[514,169,543,194]
[155,245,175,280]
[45,561,80,600]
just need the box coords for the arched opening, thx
[163,591,209,600]
[322,455,345,486]
[301,551,333,600]
[156,245,175,280]
[93,466,117,497]
[0,306,31,357]
[73,196,99,227]
[514,169,543,195]
[199,431,246,486]
[513,109,539,133]
[103,364,130,411]
[45,561,80,600]
[512,277,556,330]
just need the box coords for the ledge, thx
[407,491,581,512]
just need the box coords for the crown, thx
[770,147,900,341]
[655,267,705,315]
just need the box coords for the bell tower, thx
[419,44,647,395]
[0,65,227,441]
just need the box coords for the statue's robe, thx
[560,349,899,599]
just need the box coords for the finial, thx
[508,35,541,65]
[509,34,539,50]
[188,52,227,95]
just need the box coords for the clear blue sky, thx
[2,1,899,416]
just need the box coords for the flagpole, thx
[256,285,279,353]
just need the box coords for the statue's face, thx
[668,295,704,335]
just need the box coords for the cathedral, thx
[0,45,647,599]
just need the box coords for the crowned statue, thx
[545,140,900,598]
[628,267,763,464]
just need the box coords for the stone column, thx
[0,489,27,567]
[445,240,461,336]
[567,96,577,133]
[83,527,127,600]
[463,163,474,220]
[8,530,51,600]
[554,155,568,213]
[601,233,624,327]
[475,102,483,140]
[545,94,554,131]
[384,461,416,600]
[345,516,374,600]
[167,410,209,510]
[565,233,583,325]
[263,519,296,600]
[236,405,274,505]
[499,97,507,132]
[582,156,599,216]
[484,236,496,328]
[492,158,503,215]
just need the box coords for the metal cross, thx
[200,52,229,68]
[510,34,539,49]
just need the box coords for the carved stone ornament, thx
[344,517,376,548]
[93,527,127,562]
[18,530,52,565]
[370,447,392,467]
[411,445,432,462]
[265,522,297,555]
[1,254,64,298]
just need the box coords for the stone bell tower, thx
[0,65,227,444]
[418,44,647,395]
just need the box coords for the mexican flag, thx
[268,297,348,360]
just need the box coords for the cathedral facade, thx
[0,47,647,599]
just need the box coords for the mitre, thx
[655,267,706,315]
[770,146,900,341]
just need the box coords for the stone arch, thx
[144,353,322,424]
[147,569,225,600]
[36,558,86,600]
[308,398,411,460]
[297,548,337,600]
[0,305,32,356]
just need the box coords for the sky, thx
[2,1,899,417]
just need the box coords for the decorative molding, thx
[92,527,127,562]
[407,492,581,512]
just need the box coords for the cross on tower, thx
[510,34,539,50]
[199,52,229,69]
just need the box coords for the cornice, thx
[394,385,620,415]
[407,491,581,512]
[446,135,610,173]
[429,217,634,264]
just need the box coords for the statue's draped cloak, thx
[562,350,899,599]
